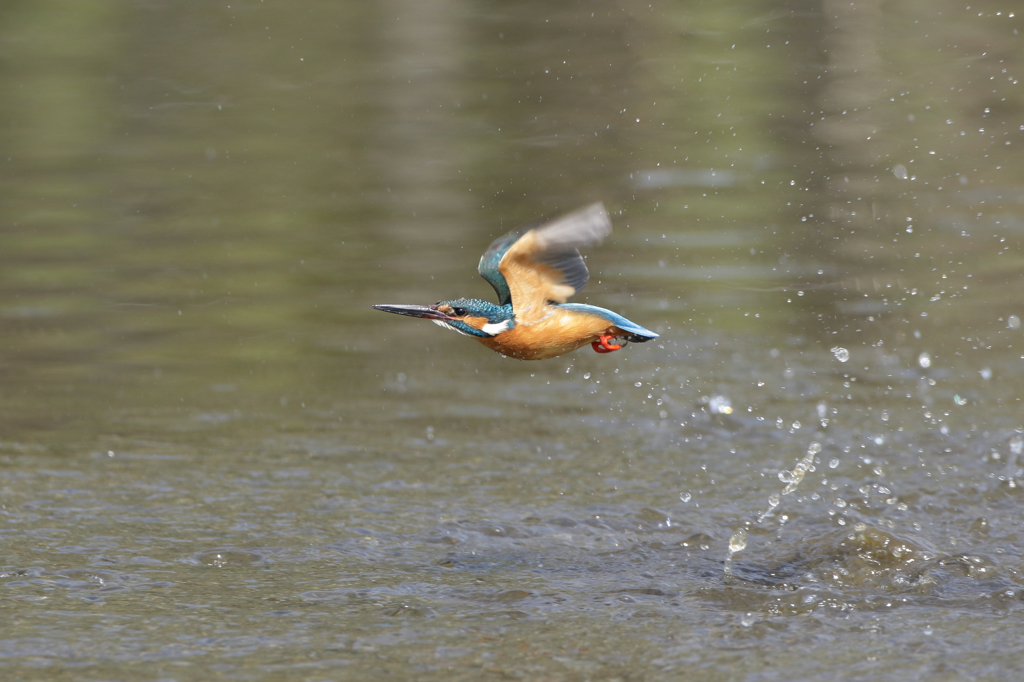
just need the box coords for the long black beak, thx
[372,304,449,320]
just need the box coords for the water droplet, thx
[740,612,756,627]
[980,367,993,380]
[709,394,732,414]
[954,395,967,406]
[728,529,747,553]
[829,457,840,469]
[923,625,933,636]
[1010,436,1023,455]
[680,492,691,503]
[831,346,850,362]
[583,372,591,380]
[1009,315,1021,329]
[918,352,931,368]
[635,382,642,387]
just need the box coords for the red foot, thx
[592,334,623,353]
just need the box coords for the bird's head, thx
[373,298,514,338]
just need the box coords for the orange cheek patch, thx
[462,316,489,330]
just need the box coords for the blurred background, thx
[2,1,1023,679]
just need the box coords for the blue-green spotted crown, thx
[439,298,512,323]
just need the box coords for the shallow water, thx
[2,1,1024,680]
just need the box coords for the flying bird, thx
[373,202,658,360]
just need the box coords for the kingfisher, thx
[372,202,658,360]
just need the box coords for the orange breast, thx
[476,308,618,360]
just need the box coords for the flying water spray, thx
[723,441,821,577]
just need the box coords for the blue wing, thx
[558,303,659,341]
[478,230,524,307]
[478,203,611,311]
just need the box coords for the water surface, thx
[2,1,1024,679]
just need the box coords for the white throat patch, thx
[480,319,512,336]
[432,319,471,337]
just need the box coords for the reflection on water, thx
[2,0,1024,679]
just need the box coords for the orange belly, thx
[477,309,620,360]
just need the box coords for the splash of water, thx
[1005,433,1024,488]
[726,441,822,577]
[723,528,748,577]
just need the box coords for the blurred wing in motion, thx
[492,203,611,322]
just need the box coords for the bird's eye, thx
[452,307,467,317]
